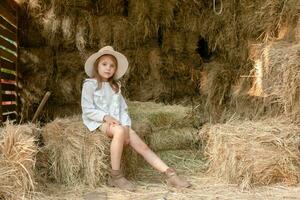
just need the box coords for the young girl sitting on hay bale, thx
[81,46,191,191]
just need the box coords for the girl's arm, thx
[120,95,132,127]
[81,81,108,122]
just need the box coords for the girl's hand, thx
[103,115,120,125]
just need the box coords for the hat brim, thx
[84,50,128,80]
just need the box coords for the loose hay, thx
[199,118,300,189]
[0,123,38,200]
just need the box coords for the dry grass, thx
[200,61,234,122]
[41,116,110,186]
[199,118,300,189]
[124,46,166,101]
[40,115,150,185]
[149,128,198,151]
[0,123,38,200]
[249,41,300,121]
[27,148,300,200]
[128,101,194,130]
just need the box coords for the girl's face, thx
[97,55,117,81]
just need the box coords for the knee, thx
[112,126,126,140]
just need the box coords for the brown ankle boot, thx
[164,168,191,189]
[107,169,136,191]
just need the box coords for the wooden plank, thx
[0,48,16,62]
[0,16,16,33]
[2,104,16,113]
[15,3,19,123]
[1,83,16,91]
[0,3,17,26]
[2,93,16,101]
[0,57,15,70]
[0,26,16,41]
[0,36,16,52]
[1,72,15,81]
[3,111,17,121]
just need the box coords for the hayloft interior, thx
[0,0,299,199]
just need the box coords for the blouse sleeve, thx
[81,81,108,122]
[120,94,132,127]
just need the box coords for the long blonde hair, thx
[93,54,120,93]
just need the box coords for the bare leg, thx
[106,125,127,170]
[128,129,169,172]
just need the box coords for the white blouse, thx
[81,79,131,131]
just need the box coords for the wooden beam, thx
[0,3,17,27]
[3,111,17,121]
[1,72,15,81]
[2,93,16,101]
[0,57,15,70]
[0,48,17,62]
[0,16,16,33]
[0,36,17,52]
[1,82,16,91]
[0,26,16,41]
[2,104,16,112]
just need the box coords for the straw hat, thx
[84,46,128,80]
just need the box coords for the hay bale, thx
[124,46,165,101]
[128,0,160,41]
[200,61,235,121]
[94,0,125,15]
[41,115,150,185]
[162,29,185,54]
[148,128,198,151]
[160,53,201,101]
[112,16,134,50]
[53,51,87,104]
[199,118,300,189]
[41,116,110,186]
[174,0,203,33]
[88,16,113,49]
[250,41,300,120]
[128,101,195,130]
[0,123,38,199]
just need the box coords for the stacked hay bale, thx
[16,0,300,123]
[249,41,300,121]
[127,101,199,176]
[17,0,202,121]
[199,118,300,189]
[0,123,38,199]
[39,101,199,183]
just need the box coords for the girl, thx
[81,46,191,191]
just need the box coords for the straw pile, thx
[0,123,38,200]
[199,118,300,189]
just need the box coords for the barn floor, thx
[31,149,300,200]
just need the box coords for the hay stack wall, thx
[18,0,300,122]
